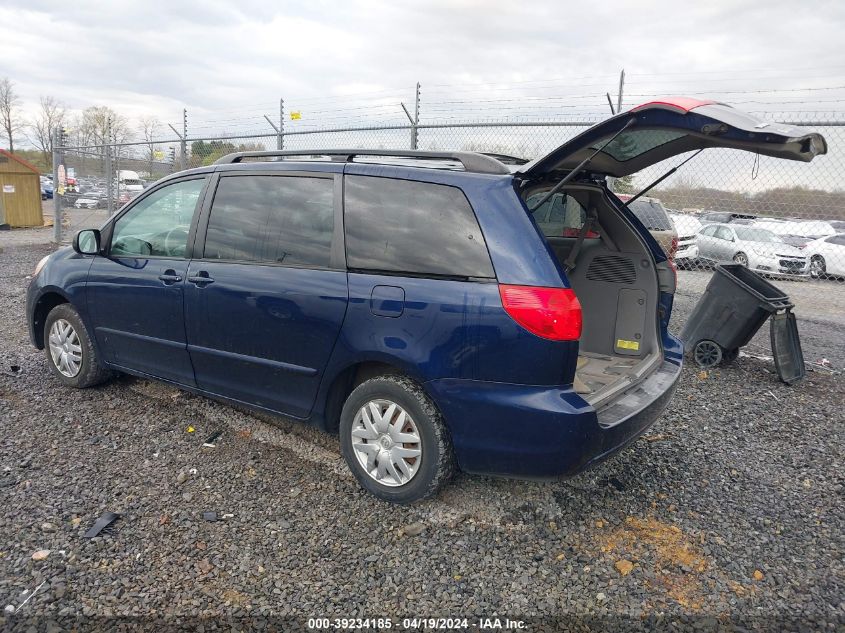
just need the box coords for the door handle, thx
[158,270,183,285]
[187,272,215,286]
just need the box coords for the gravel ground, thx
[0,241,842,631]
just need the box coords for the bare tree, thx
[82,105,131,145]
[81,105,131,175]
[0,77,24,152]
[29,96,67,165]
[66,112,95,173]
[138,115,161,177]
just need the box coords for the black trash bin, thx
[680,264,803,381]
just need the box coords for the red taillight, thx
[499,285,582,341]
[668,236,679,260]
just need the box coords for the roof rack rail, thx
[479,152,529,166]
[213,149,511,175]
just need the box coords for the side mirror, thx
[73,229,101,255]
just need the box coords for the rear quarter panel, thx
[325,273,578,387]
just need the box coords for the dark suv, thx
[27,98,826,503]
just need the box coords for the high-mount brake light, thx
[498,285,582,341]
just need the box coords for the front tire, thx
[44,303,111,388]
[339,374,455,504]
[810,255,827,280]
[733,252,749,267]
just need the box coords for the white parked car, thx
[696,223,809,278]
[754,219,836,241]
[669,213,702,268]
[73,197,100,210]
[804,234,845,279]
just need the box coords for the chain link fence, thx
[53,112,845,286]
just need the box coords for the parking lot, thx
[0,230,842,628]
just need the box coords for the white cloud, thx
[0,0,843,145]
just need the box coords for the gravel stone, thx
[402,522,426,536]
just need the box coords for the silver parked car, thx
[696,223,809,277]
[669,212,702,268]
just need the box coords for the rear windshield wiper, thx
[622,149,703,207]
[528,118,637,212]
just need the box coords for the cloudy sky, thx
[1,0,845,192]
[2,0,845,129]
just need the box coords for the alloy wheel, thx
[48,318,82,377]
[351,399,422,487]
[810,256,826,279]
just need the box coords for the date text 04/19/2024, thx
[307,617,527,630]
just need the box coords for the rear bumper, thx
[425,348,683,479]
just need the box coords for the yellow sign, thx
[290,111,302,120]
[154,150,165,160]
[616,339,640,351]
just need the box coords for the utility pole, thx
[52,127,63,242]
[105,117,114,215]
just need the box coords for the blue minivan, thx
[27,99,825,503]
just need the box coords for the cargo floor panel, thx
[574,352,661,407]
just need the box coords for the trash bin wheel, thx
[693,340,723,368]
[722,347,740,363]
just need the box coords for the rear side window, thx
[628,199,674,231]
[204,175,334,268]
[344,176,494,278]
[715,226,734,241]
[525,192,594,238]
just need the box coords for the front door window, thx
[111,179,205,258]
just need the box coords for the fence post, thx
[616,69,625,114]
[412,82,420,150]
[279,98,285,150]
[105,117,114,215]
[181,108,188,170]
[52,128,62,243]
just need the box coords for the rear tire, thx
[339,374,455,504]
[44,303,111,388]
[733,252,749,267]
